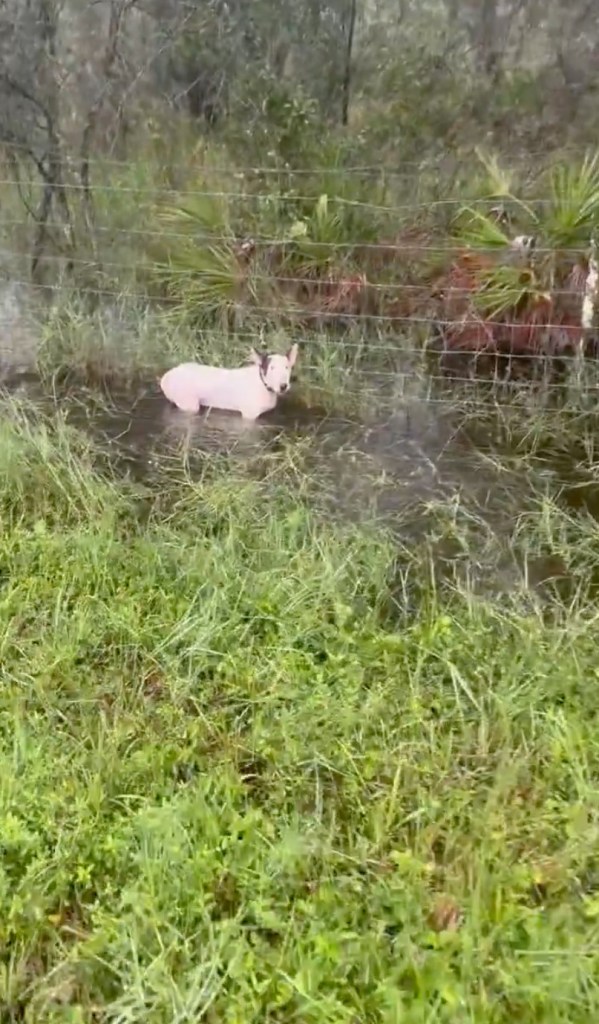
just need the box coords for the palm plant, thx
[149,193,260,328]
[286,194,353,275]
[443,150,599,355]
[272,193,375,321]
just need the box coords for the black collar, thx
[259,369,277,395]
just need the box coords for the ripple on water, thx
[3,373,592,598]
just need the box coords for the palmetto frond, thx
[544,152,599,249]
[441,152,599,356]
[150,192,252,321]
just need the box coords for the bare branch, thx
[80,0,139,230]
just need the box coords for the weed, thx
[0,401,597,1020]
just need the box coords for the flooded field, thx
[2,267,599,606]
[1,369,593,607]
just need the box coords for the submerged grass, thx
[32,294,599,431]
[34,301,419,420]
[0,400,598,1021]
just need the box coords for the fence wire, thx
[1,169,599,418]
[2,138,595,171]
[0,175,595,213]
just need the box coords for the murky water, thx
[3,373,548,584]
[1,279,596,597]
[52,383,503,514]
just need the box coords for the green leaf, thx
[455,208,512,250]
[474,147,514,197]
[545,151,599,248]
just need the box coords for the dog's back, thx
[160,363,204,412]
[160,362,252,413]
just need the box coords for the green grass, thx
[0,400,598,1021]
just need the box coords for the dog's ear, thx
[251,347,270,371]
[287,343,299,368]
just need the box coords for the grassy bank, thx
[0,402,598,1021]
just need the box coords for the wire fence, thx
[0,249,596,303]
[3,139,597,172]
[2,137,595,171]
[1,222,593,257]
[0,175,596,213]
[1,168,599,418]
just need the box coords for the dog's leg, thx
[174,396,202,413]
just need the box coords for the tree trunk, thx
[341,0,357,126]
[479,0,499,78]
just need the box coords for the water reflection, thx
[4,366,599,602]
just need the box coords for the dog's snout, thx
[280,383,289,393]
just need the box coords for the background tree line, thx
[1,0,598,285]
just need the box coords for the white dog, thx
[159,344,298,420]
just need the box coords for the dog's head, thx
[251,344,298,395]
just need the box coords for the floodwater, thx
[7,373,509,518]
[4,372,584,598]
[1,281,597,596]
